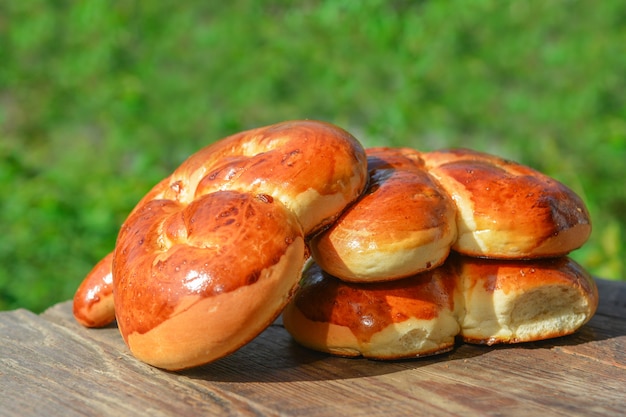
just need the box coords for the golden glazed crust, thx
[422,149,591,259]
[310,147,457,282]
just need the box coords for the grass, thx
[1,0,625,313]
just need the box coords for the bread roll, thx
[422,149,591,259]
[457,254,598,345]
[114,191,306,370]
[310,147,457,282]
[283,255,598,359]
[73,120,369,370]
[282,260,462,359]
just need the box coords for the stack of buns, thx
[72,121,598,369]
[282,147,598,359]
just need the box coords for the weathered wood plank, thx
[0,308,272,417]
[1,278,625,417]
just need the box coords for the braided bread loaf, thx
[73,121,596,369]
[73,120,368,370]
[284,146,596,359]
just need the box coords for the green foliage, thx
[1,0,625,312]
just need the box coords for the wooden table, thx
[1,278,624,417]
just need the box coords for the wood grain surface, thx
[1,278,624,417]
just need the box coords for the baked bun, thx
[114,191,305,370]
[73,120,368,370]
[422,149,591,259]
[283,255,598,359]
[282,260,462,359]
[456,254,598,345]
[310,147,457,282]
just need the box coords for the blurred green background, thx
[1,0,625,313]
